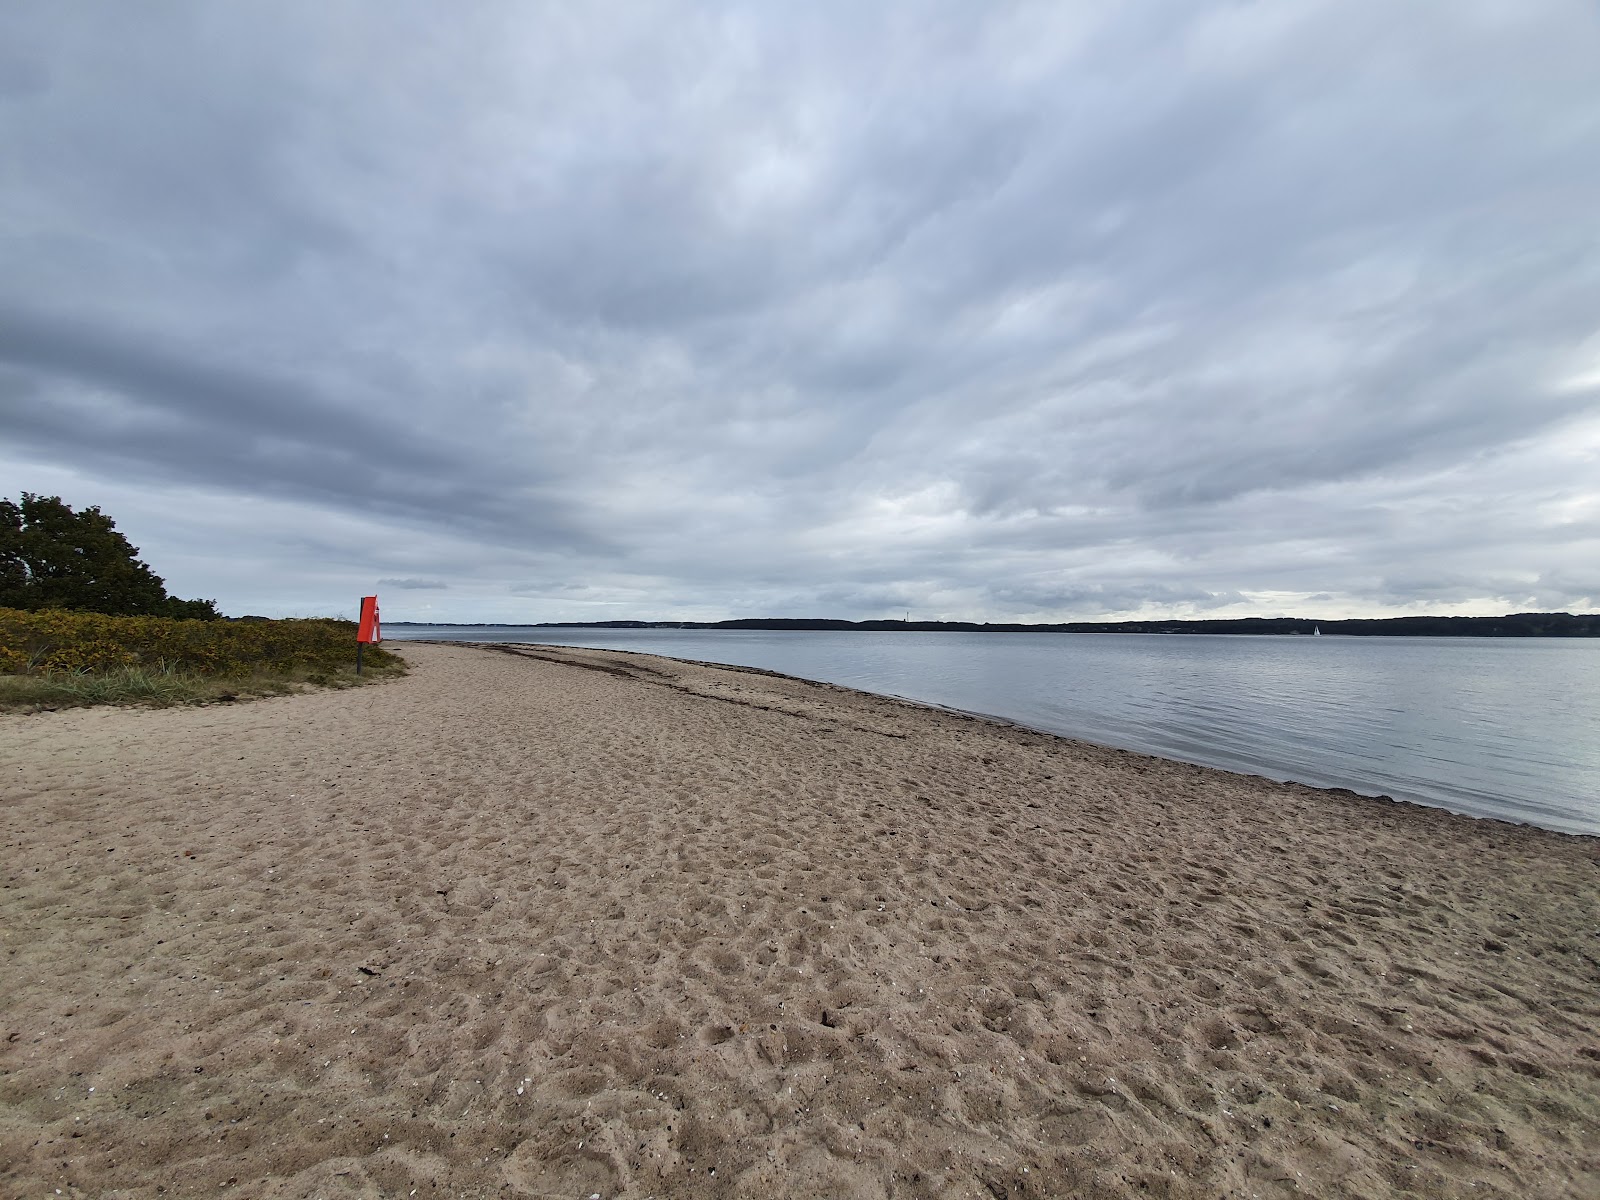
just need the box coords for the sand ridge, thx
[1,640,1597,1198]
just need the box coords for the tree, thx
[0,494,221,619]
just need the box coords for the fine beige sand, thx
[2,640,1597,1199]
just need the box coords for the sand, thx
[1,640,1597,1200]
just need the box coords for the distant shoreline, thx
[382,611,1600,637]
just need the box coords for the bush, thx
[0,608,400,677]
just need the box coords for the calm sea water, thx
[387,627,1600,836]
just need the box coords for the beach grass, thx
[0,657,406,711]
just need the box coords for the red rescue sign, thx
[357,595,381,644]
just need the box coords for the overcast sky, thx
[3,2,1598,623]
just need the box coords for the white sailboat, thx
[1313,625,1322,636]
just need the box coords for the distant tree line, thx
[709,614,1600,637]
[450,613,1600,637]
[0,494,221,620]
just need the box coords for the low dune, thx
[2,641,1596,1198]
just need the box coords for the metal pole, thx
[357,642,364,676]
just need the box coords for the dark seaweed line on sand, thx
[465,641,909,740]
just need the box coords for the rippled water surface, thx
[388,627,1600,835]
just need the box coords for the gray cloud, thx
[2,2,1597,621]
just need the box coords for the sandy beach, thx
[2,640,1597,1199]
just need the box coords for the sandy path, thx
[2,641,1597,1199]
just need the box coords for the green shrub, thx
[0,608,400,677]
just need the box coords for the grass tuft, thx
[0,656,407,712]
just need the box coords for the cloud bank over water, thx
[3,2,1597,621]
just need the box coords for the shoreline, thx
[432,639,1596,841]
[3,640,1597,1198]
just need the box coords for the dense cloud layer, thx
[3,2,1597,621]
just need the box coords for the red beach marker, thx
[356,594,380,673]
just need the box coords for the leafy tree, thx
[162,595,225,621]
[0,494,221,619]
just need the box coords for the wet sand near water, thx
[2,640,1597,1198]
